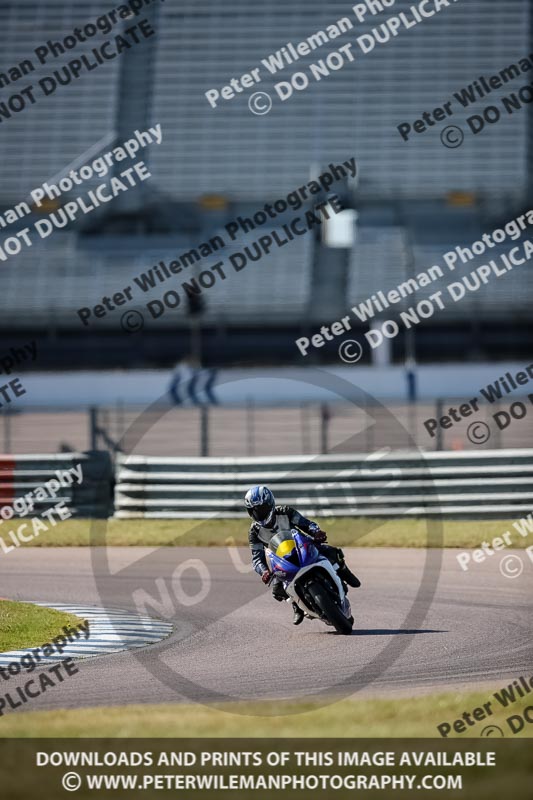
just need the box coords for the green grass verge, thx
[1,687,532,737]
[14,517,533,549]
[0,600,84,653]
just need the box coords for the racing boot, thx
[292,602,304,625]
[272,577,290,601]
[337,549,361,588]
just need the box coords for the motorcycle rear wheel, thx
[307,581,353,635]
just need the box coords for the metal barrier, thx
[0,451,113,519]
[114,449,533,519]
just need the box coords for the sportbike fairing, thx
[266,530,320,578]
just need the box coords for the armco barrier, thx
[114,449,533,519]
[0,451,113,518]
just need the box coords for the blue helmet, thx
[244,485,276,527]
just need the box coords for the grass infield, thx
[0,688,532,738]
[0,600,83,653]
[12,517,533,549]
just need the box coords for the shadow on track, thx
[348,628,446,636]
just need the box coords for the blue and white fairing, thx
[266,529,352,624]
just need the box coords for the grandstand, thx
[347,205,533,322]
[0,0,531,368]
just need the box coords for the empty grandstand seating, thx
[151,0,529,199]
[0,2,121,206]
[346,206,533,321]
[1,205,532,327]
[0,217,313,326]
[0,1,531,331]
[0,1,529,202]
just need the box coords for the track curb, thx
[0,601,173,667]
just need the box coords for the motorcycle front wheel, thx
[306,581,353,635]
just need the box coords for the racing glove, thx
[261,569,272,584]
[313,530,327,543]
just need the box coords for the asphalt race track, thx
[0,546,531,714]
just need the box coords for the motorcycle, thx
[266,529,354,635]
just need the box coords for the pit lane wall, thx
[113,449,533,519]
[0,451,112,519]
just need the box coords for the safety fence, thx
[0,452,113,519]
[2,398,533,456]
[113,449,533,519]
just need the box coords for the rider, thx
[245,485,360,625]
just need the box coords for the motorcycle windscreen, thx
[267,532,301,576]
[267,530,295,554]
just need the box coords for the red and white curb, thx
[0,602,173,666]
